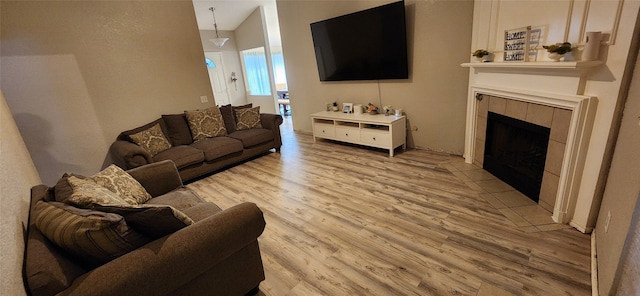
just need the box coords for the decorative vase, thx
[582,31,602,61]
[332,106,338,112]
[548,52,564,62]
[370,110,378,115]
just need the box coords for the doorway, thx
[205,52,231,106]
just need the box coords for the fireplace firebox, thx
[483,112,550,202]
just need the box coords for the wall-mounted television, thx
[310,1,409,82]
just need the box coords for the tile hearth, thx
[446,161,571,233]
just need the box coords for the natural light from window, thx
[241,47,271,96]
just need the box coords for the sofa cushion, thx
[65,176,131,208]
[153,145,205,169]
[190,137,244,161]
[33,201,151,266]
[162,114,193,145]
[93,204,194,239]
[234,106,263,131]
[229,128,275,148]
[89,164,152,205]
[219,104,236,133]
[142,188,220,222]
[185,107,227,141]
[181,202,223,222]
[144,187,205,211]
[128,123,173,157]
[220,103,252,134]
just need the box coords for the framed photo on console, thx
[343,103,353,113]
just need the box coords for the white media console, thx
[310,111,407,157]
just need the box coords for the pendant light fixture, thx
[209,7,229,48]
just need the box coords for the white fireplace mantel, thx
[461,61,603,71]
[462,60,604,103]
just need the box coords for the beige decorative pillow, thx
[89,165,152,205]
[128,123,172,156]
[94,204,195,239]
[65,176,130,208]
[34,201,150,266]
[185,107,227,141]
[234,106,262,131]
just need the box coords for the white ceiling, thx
[192,0,276,31]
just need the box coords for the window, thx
[271,50,287,90]
[241,47,271,95]
[205,58,216,69]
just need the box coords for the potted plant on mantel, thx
[472,49,491,62]
[543,42,573,62]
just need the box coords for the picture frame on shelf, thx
[343,103,353,113]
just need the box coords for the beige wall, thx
[276,0,474,153]
[1,1,215,185]
[595,44,640,294]
[1,90,40,296]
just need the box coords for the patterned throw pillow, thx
[65,176,130,208]
[34,201,151,265]
[128,123,172,156]
[64,174,193,240]
[89,165,152,205]
[234,106,262,131]
[54,173,86,203]
[185,107,227,141]
[94,204,194,239]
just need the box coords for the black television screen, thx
[310,1,408,81]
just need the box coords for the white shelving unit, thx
[311,111,406,157]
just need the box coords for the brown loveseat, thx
[109,104,283,182]
[24,160,267,296]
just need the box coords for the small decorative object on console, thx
[383,105,392,116]
[366,103,379,115]
[332,102,339,112]
[342,103,353,113]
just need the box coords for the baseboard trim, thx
[592,230,599,296]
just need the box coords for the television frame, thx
[310,1,409,82]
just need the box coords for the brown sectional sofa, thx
[109,104,283,182]
[24,160,267,296]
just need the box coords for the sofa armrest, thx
[126,160,183,197]
[260,113,283,150]
[58,202,266,296]
[109,140,153,170]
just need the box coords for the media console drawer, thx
[360,130,390,148]
[311,111,406,157]
[313,123,335,138]
[335,127,360,141]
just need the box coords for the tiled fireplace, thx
[464,86,597,228]
[473,93,573,212]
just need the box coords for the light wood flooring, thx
[187,117,592,296]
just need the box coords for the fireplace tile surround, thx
[464,86,596,230]
[474,95,572,212]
